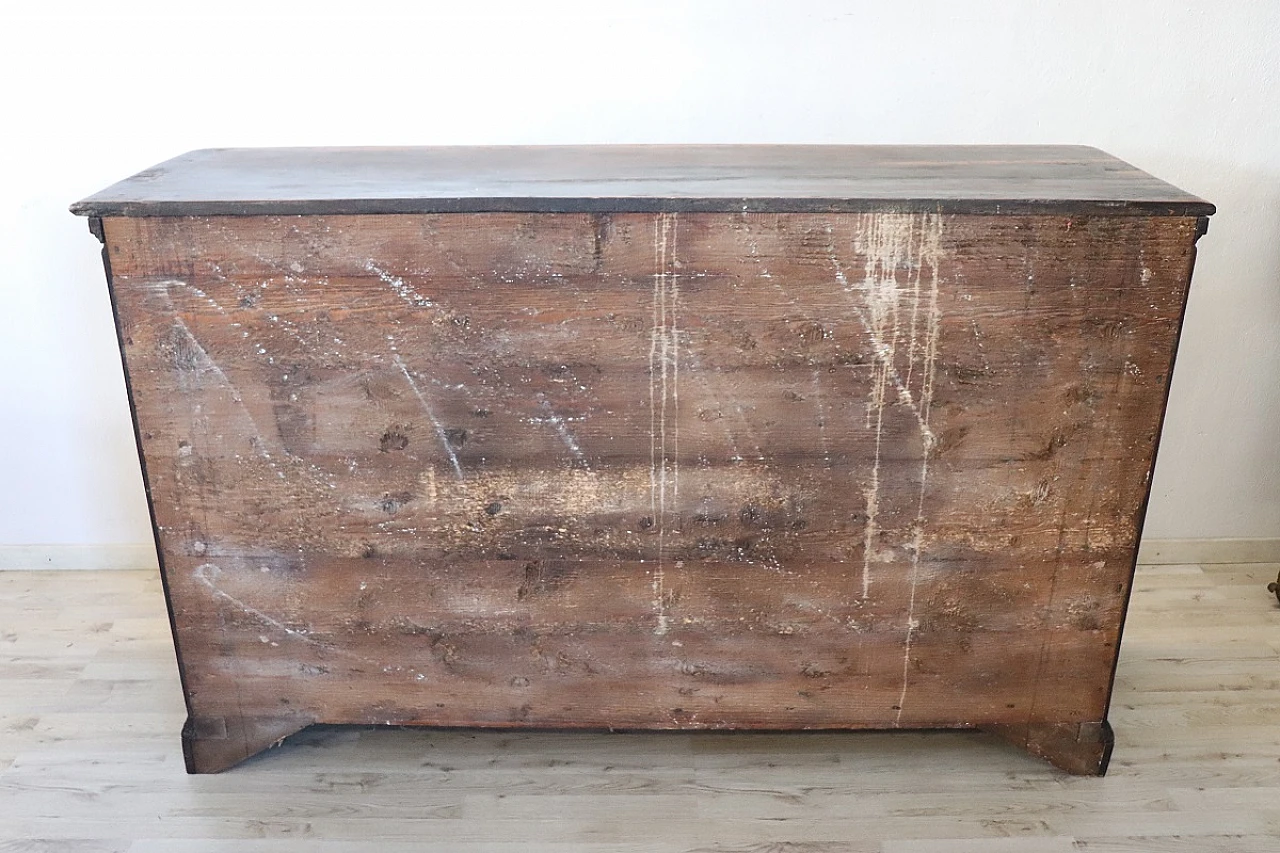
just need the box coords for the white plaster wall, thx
[1,0,1277,556]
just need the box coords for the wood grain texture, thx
[97,209,1203,773]
[70,145,1214,217]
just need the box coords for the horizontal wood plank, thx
[71,145,1214,217]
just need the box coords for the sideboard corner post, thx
[182,714,313,774]
[984,720,1115,776]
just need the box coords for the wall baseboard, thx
[1136,537,1280,566]
[0,544,158,571]
[0,539,1276,571]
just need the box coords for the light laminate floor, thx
[1,563,1278,852]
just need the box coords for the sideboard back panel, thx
[102,210,1199,771]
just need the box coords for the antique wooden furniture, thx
[73,146,1212,774]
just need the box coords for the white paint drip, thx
[650,242,660,520]
[393,354,464,479]
[672,247,680,512]
[649,212,680,636]
[834,214,943,603]
[918,219,944,430]
[903,230,922,394]
[861,374,885,602]
[895,526,925,726]
[893,214,943,725]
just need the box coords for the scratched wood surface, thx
[101,210,1200,773]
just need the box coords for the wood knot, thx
[379,426,410,452]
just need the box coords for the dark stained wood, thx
[985,721,1114,776]
[70,145,1214,218]
[182,711,311,774]
[88,193,1208,774]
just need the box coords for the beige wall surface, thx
[1,1,1276,558]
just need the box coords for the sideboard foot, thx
[984,720,1114,776]
[182,713,312,774]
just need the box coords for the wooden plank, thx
[70,145,1214,217]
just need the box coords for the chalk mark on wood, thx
[194,562,311,641]
[534,395,590,468]
[365,260,435,308]
[158,277,342,491]
[194,563,386,670]
[393,352,464,479]
[154,292,288,482]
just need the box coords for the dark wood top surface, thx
[71,145,1213,217]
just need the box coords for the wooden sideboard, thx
[73,145,1212,774]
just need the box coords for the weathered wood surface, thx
[71,145,1215,217]
[101,210,1201,773]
